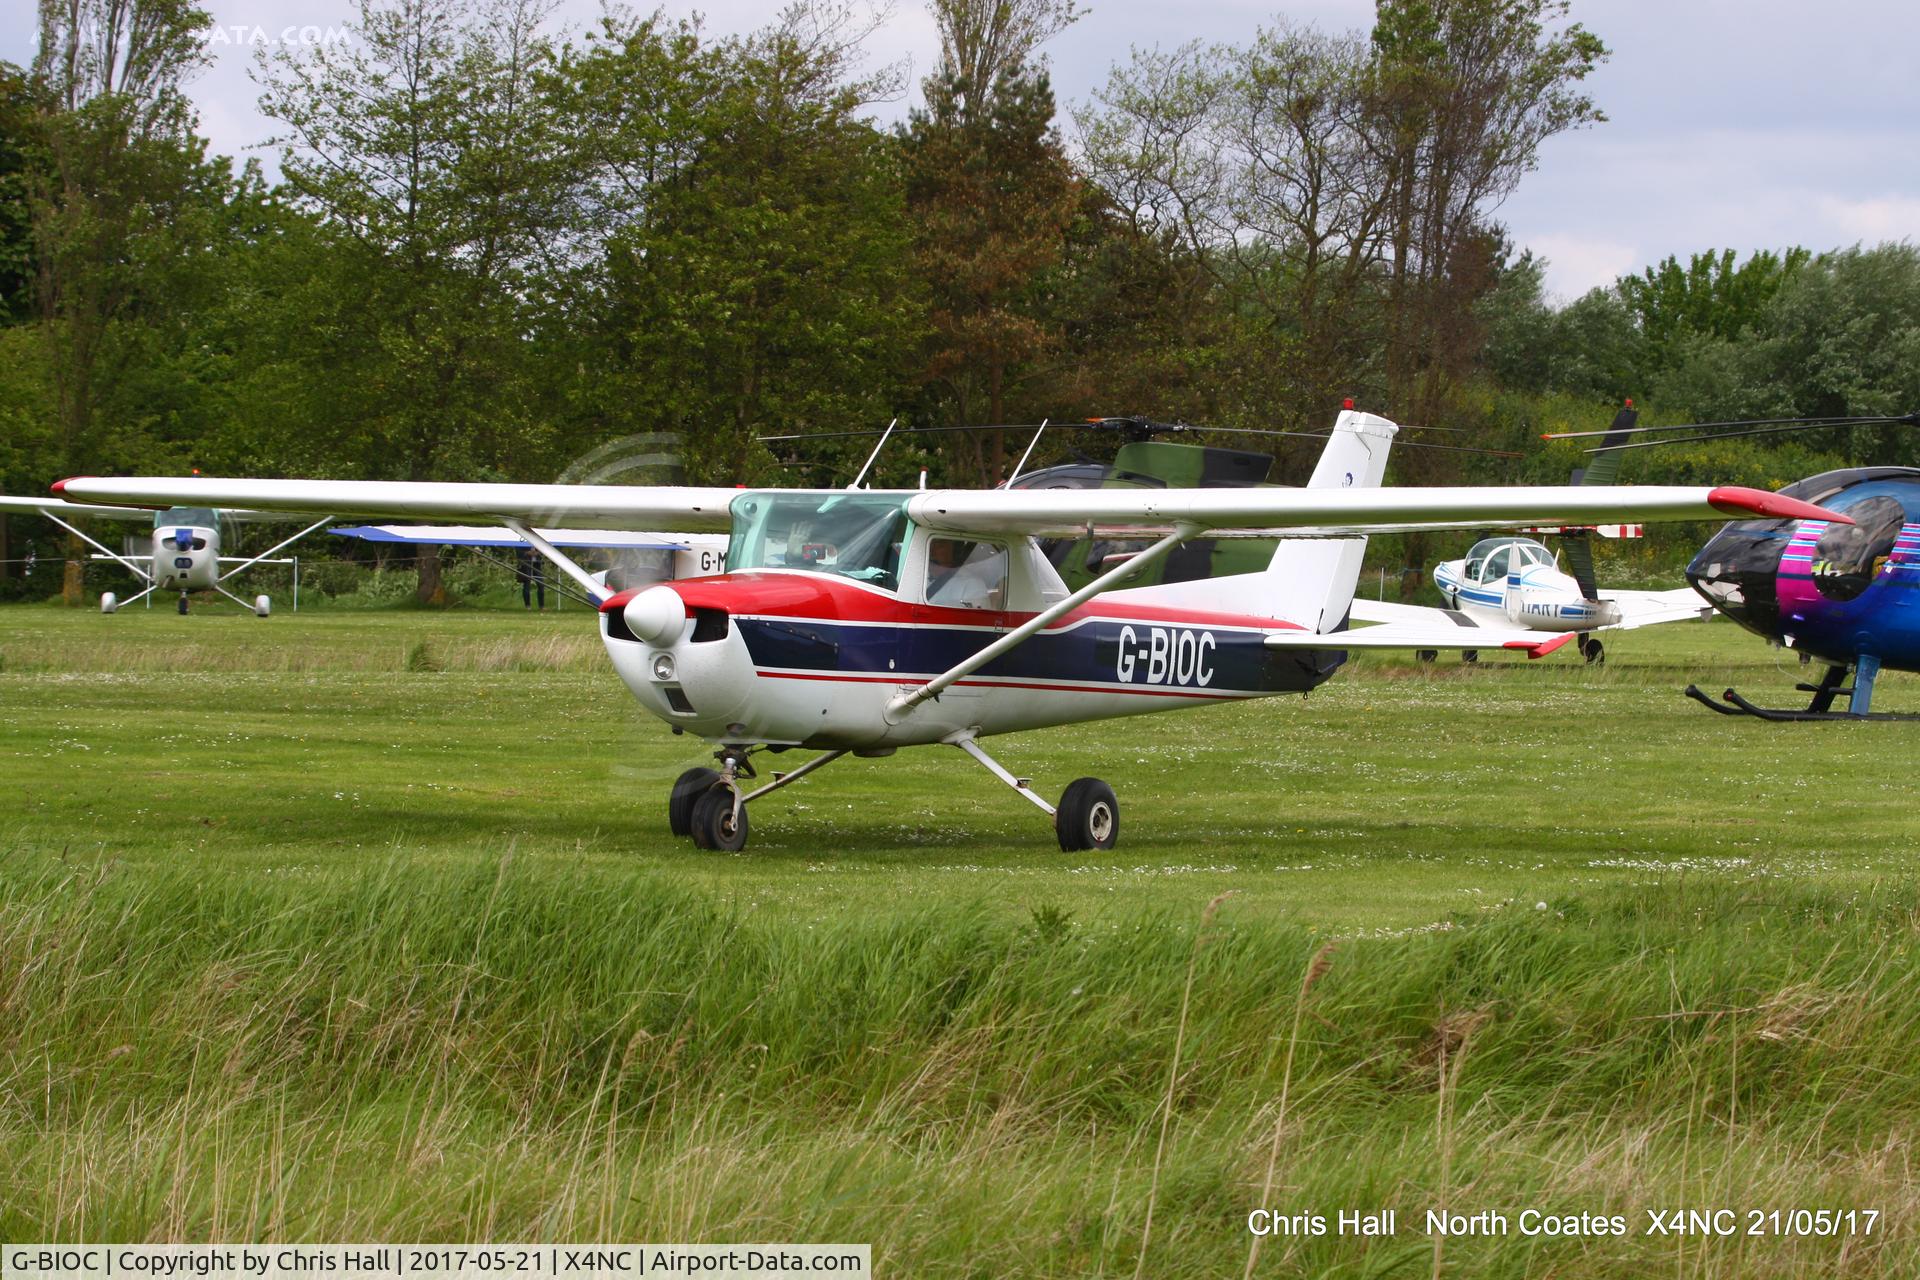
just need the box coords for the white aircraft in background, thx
[54,410,1842,851]
[328,524,729,594]
[1353,531,1713,665]
[1350,401,1709,664]
[0,495,328,614]
[0,496,728,614]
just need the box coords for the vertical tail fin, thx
[1260,409,1399,632]
[1108,409,1398,629]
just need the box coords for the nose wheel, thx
[665,748,849,851]
[689,788,750,851]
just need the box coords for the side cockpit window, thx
[924,538,1008,610]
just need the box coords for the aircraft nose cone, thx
[623,585,687,646]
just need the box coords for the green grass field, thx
[1,603,1916,1275]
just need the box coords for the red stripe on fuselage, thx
[605,571,1307,634]
[753,668,1255,700]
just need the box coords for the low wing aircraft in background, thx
[55,409,1842,851]
[1347,402,1708,664]
[0,495,329,614]
[1355,531,1713,665]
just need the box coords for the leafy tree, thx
[26,0,223,599]
[901,0,1081,483]
[1366,0,1607,436]
[569,7,921,486]
[259,0,578,601]
[1618,247,1811,354]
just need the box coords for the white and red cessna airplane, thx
[55,411,1841,851]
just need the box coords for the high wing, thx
[53,477,1843,538]
[0,494,167,522]
[53,478,742,532]
[901,484,1837,537]
[1265,623,1577,660]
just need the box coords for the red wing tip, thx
[51,476,93,496]
[1708,485,1853,525]
[1507,632,1577,659]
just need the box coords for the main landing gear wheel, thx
[1579,636,1605,665]
[254,594,272,617]
[690,788,749,851]
[1056,777,1119,852]
[669,766,722,837]
[1461,650,1479,664]
[1415,650,1438,663]
[100,592,118,614]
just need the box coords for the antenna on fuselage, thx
[848,418,899,489]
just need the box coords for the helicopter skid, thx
[1684,684,1920,722]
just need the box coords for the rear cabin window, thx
[924,538,1008,610]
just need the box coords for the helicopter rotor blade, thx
[1545,411,1918,442]
[764,419,1520,457]
[1581,420,1910,453]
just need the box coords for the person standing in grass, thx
[517,547,546,610]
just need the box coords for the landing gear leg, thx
[1805,663,1849,714]
[1849,654,1880,716]
[674,746,849,850]
[949,732,1118,850]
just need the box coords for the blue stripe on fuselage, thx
[734,615,1334,695]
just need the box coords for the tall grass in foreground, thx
[2,847,1916,1274]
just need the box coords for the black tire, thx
[669,767,722,837]
[1583,638,1605,665]
[1056,777,1119,852]
[1415,649,1438,663]
[691,788,749,852]
[1461,649,1479,664]
[177,594,189,615]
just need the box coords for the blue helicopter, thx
[1547,410,1920,720]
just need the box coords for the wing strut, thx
[888,522,1202,717]
[502,518,608,603]
[218,516,333,583]
[37,509,154,584]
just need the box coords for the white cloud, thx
[1814,195,1920,244]
[1525,234,1640,301]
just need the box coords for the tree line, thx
[1,0,1914,601]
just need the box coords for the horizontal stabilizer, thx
[1266,624,1576,659]
[1598,587,1716,630]
[1350,597,1489,629]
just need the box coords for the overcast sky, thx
[6,0,1916,299]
